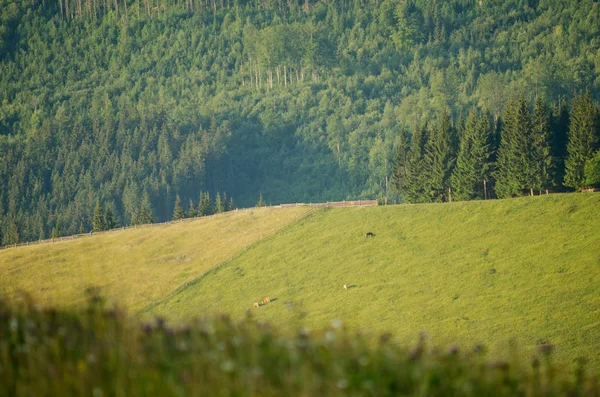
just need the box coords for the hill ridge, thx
[138,206,319,315]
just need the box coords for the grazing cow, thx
[253,302,259,308]
[261,297,270,304]
[343,284,348,290]
[365,232,375,238]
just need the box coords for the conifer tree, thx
[205,192,213,215]
[197,192,206,216]
[403,124,429,203]
[451,110,493,200]
[104,206,118,229]
[391,127,410,196]
[188,199,196,218]
[215,192,224,213]
[494,95,534,198]
[256,192,266,207]
[7,220,20,245]
[51,219,62,238]
[531,95,553,192]
[198,191,213,216]
[222,192,228,211]
[229,196,235,211]
[564,91,599,190]
[92,200,105,232]
[422,111,456,202]
[139,193,154,224]
[79,222,85,234]
[550,99,570,188]
[172,194,185,220]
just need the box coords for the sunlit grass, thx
[149,193,600,368]
[0,207,311,312]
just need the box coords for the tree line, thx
[1,190,235,244]
[1,0,600,245]
[392,91,600,203]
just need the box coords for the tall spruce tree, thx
[104,206,117,229]
[550,99,570,188]
[139,193,154,224]
[256,193,266,207]
[531,95,553,192]
[422,111,456,202]
[188,199,196,218]
[215,192,224,213]
[222,192,228,212]
[172,195,185,220]
[198,191,212,216]
[564,91,599,190]
[92,200,105,232]
[403,124,429,203]
[494,95,534,198]
[7,219,20,245]
[451,110,493,200]
[51,219,62,238]
[391,127,410,197]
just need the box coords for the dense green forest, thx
[1,0,600,244]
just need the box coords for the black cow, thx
[365,232,375,238]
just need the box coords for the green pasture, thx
[0,207,310,312]
[148,193,600,367]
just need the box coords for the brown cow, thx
[261,296,270,304]
[253,302,259,308]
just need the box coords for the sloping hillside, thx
[147,193,600,367]
[0,207,311,311]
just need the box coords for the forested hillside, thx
[1,0,600,244]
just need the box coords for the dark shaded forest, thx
[1,0,599,244]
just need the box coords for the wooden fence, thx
[0,199,377,252]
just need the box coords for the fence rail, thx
[0,199,377,252]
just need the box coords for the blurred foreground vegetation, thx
[1,294,598,396]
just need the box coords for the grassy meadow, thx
[2,193,599,375]
[147,193,600,368]
[0,207,311,312]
